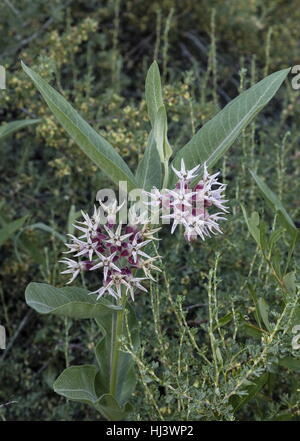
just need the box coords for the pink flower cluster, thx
[60,203,161,301]
[60,160,228,301]
[144,160,228,241]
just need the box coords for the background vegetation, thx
[0,0,299,420]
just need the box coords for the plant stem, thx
[162,160,169,188]
[64,317,70,368]
[109,296,125,398]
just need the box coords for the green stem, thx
[162,160,169,189]
[109,295,125,398]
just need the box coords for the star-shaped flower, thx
[104,224,133,247]
[59,258,85,284]
[125,276,148,300]
[138,257,161,281]
[171,159,200,182]
[89,251,121,281]
[89,280,119,300]
[73,235,98,260]
[127,237,152,263]
[168,184,196,208]
[161,208,188,234]
[63,234,87,254]
[99,199,125,225]
[142,187,162,207]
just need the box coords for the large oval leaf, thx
[95,394,132,421]
[53,365,132,420]
[53,365,98,406]
[21,62,137,191]
[170,68,290,185]
[25,282,121,318]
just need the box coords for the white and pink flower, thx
[60,200,161,301]
[143,160,228,242]
[60,160,228,299]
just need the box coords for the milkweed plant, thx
[23,60,299,420]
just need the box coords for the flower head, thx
[145,160,228,242]
[60,200,161,302]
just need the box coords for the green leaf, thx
[0,215,28,247]
[283,271,297,294]
[145,61,164,127]
[135,130,162,191]
[95,305,139,406]
[53,365,98,406]
[250,170,298,238]
[278,357,300,372]
[25,222,66,242]
[27,282,138,420]
[231,372,269,411]
[145,62,171,166]
[53,366,132,420]
[213,312,233,331]
[247,284,261,328]
[171,68,290,185]
[257,298,271,332]
[153,105,172,164]
[21,62,137,191]
[96,394,132,421]
[270,411,295,421]
[25,282,121,318]
[241,316,267,339]
[0,119,40,140]
[269,227,284,251]
[292,308,300,328]
[241,206,261,247]
[259,220,269,254]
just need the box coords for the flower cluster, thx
[144,160,228,241]
[60,203,161,301]
[60,161,228,299]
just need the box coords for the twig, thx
[0,1,73,62]
[0,400,18,408]
[0,17,54,61]
[3,0,20,17]
[179,42,231,103]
